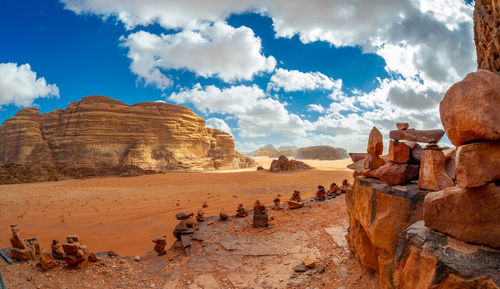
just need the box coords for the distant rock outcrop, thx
[296,146,348,160]
[250,145,298,157]
[269,155,312,172]
[0,95,254,183]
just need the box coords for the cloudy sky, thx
[0,0,475,152]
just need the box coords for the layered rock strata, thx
[0,95,254,183]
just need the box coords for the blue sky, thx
[0,0,475,152]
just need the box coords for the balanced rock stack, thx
[252,200,268,228]
[172,212,196,256]
[9,225,36,261]
[62,235,89,269]
[287,190,304,209]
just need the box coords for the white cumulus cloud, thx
[268,68,342,92]
[206,118,232,134]
[0,63,59,107]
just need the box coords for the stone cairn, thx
[252,200,268,228]
[219,211,228,221]
[288,190,304,209]
[62,235,89,269]
[9,225,36,261]
[273,196,281,210]
[196,210,205,222]
[171,212,196,256]
[236,204,249,217]
[315,185,326,201]
[327,183,339,198]
[152,235,167,256]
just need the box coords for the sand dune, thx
[0,159,353,256]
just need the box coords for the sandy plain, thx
[0,158,353,256]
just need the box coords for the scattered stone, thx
[219,212,228,221]
[315,185,326,201]
[175,212,194,221]
[256,166,264,171]
[236,204,249,217]
[389,129,445,144]
[440,70,500,146]
[388,140,410,163]
[152,235,167,256]
[39,250,54,270]
[327,183,339,197]
[396,123,409,130]
[367,127,383,155]
[424,183,500,249]
[88,252,99,262]
[376,162,419,186]
[455,140,500,188]
[252,200,269,228]
[196,210,205,222]
[304,256,316,268]
[363,154,385,170]
[290,190,301,202]
[316,264,325,274]
[418,149,454,191]
[288,200,304,209]
[340,179,352,194]
[273,197,281,210]
[134,256,141,262]
[294,264,307,273]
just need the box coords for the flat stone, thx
[11,247,35,261]
[294,264,307,272]
[440,70,500,146]
[376,162,419,186]
[367,127,383,155]
[389,129,445,144]
[455,141,500,188]
[287,200,304,209]
[396,123,409,130]
[418,149,454,191]
[175,212,194,220]
[388,140,410,163]
[424,183,500,249]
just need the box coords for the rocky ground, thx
[1,196,378,289]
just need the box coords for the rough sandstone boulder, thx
[418,149,454,191]
[440,70,500,146]
[0,96,254,182]
[388,140,410,163]
[363,154,385,170]
[424,183,500,249]
[269,155,311,172]
[296,146,348,160]
[376,162,419,186]
[367,127,383,155]
[394,221,500,289]
[474,0,500,73]
[455,140,500,188]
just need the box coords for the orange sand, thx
[0,159,352,256]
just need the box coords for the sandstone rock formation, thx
[440,70,500,146]
[250,145,298,158]
[296,146,348,160]
[418,149,454,191]
[388,140,410,163]
[474,0,500,73]
[0,96,254,183]
[455,140,500,188]
[424,183,500,249]
[269,155,311,172]
[367,127,383,155]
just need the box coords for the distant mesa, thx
[0,95,255,184]
[296,146,348,160]
[249,144,298,158]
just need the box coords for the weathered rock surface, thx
[362,154,385,170]
[440,70,500,146]
[376,162,419,186]
[419,149,454,191]
[367,127,383,155]
[345,177,427,287]
[456,140,500,188]
[389,129,445,144]
[394,221,500,289]
[424,183,500,249]
[296,146,348,160]
[0,96,254,183]
[409,144,423,165]
[474,0,500,73]
[388,140,410,163]
[269,155,312,172]
[349,153,368,162]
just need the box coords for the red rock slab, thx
[456,140,500,188]
[388,140,410,163]
[389,129,445,144]
[376,162,419,186]
[363,154,385,170]
[424,183,500,249]
[440,70,500,146]
[418,149,454,191]
[367,127,383,155]
[349,153,368,162]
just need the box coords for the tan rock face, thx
[367,127,383,155]
[419,149,454,191]
[424,183,500,249]
[456,141,500,188]
[474,0,500,73]
[440,70,500,146]
[388,140,410,163]
[0,96,253,176]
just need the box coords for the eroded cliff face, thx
[0,95,254,178]
[474,0,500,73]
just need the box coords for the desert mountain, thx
[0,95,254,183]
[296,146,349,160]
[249,145,299,158]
